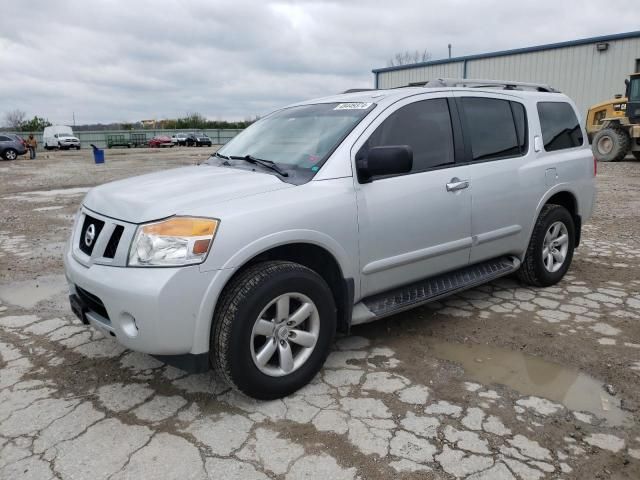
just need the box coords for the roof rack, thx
[425,78,559,93]
[341,88,377,94]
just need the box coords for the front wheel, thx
[518,204,575,287]
[592,128,630,162]
[212,261,336,399]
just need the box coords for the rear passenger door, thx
[354,94,472,297]
[454,94,530,264]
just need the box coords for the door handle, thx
[446,178,470,192]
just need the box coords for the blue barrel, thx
[90,144,105,164]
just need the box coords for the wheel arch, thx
[226,242,354,334]
[193,237,356,354]
[531,188,581,249]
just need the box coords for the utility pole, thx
[448,44,452,59]
[73,112,76,126]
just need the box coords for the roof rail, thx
[425,78,559,93]
[341,88,377,94]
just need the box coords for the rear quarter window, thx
[537,102,583,151]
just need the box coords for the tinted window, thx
[629,77,640,101]
[511,102,528,153]
[537,102,583,151]
[462,97,520,161]
[364,98,454,173]
[0,136,11,142]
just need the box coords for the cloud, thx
[0,0,637,124]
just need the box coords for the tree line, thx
[2,109,256,132]
[3,109,52,132]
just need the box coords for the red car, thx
[148,135,174,148]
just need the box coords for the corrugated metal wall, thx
[376,36,640,118]
[377,62,464,89]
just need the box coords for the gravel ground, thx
[1,148,639,480]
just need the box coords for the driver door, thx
[354,94,472,297]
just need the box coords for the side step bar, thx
[352,256,520,325]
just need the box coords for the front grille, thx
[79,215,105,256]
[76,286,110,320]
[103,225,124,258]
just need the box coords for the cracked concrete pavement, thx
[1,149,640,479]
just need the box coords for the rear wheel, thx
[592,128,630,162]
[212,261,336,399]
[633,152,640,161]
[3,149,18,160]
[518,204,575,287]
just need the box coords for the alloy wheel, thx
[250,292,320,377]
[542,221,569,273]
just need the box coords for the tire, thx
[633,152,640,161]
[212,261,336,399]
[592,128,630,162]
[3,149,18,161]
[518,204,575,287]
[76,146,81,150]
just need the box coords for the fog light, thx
[120,312,138,338]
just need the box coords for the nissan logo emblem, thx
[84,224,96,247]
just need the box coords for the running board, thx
[352,256,520,325]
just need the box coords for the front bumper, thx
[65,247,220,355]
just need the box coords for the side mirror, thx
[356,145,413,183]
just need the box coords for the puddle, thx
[33,205,64,212]
[3,187,90,202]
[21,187,90,197]
[427,340,629,426]
[0,274,69,309]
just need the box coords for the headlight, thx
[128,216,219,267]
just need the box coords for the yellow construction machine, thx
[586,73,640,162]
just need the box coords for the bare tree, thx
[4,109,26,129]
[387,49,432,67]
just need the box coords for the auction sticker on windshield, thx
[334,102,373,110]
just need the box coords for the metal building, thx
[372,31,640,117]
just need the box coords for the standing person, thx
[26,134,37,159]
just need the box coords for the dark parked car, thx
[0,134,27,160]
[186,132,212,147]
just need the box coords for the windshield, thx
[216,102,374,173]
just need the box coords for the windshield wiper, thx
[228,155,289,177]
[214,152,230,160]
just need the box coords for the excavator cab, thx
[626,73,640,124]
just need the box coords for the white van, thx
[43,125,81,150]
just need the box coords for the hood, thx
[59,136,79,141]
[83,165,293,223]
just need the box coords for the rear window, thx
[537,102,583,151]
[461,97,524,161]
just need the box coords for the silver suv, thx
[64,79,596,399]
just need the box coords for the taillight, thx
[593,156,597,176]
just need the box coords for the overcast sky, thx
[1,0,638,125]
